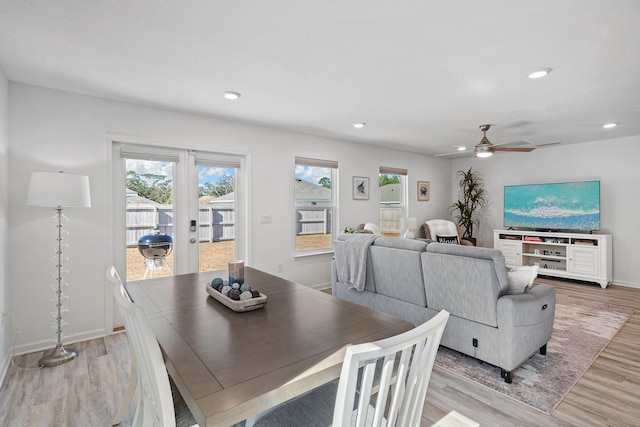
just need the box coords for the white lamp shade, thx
[400,217,418,230]
[27,171,91,208]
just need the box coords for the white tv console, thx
[494,229,612,288]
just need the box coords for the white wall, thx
[8,83,452,354]
[0,68,9,377]
[452,136,640,288]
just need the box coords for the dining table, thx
[125,267,414,426]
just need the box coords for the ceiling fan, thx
[435,124,537,159]
[473,124,535,158]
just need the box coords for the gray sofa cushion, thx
[422,243,510,327]
[373,237,429,251]
[370,245,428,306]
[426,243,510,294]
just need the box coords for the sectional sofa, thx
[331,235,556,383]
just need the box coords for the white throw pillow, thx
[363,223,383,236]
[506,265,539,294]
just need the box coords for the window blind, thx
[379,166,407,176]
[295,156,338,169]
[193,151,241,169]
[119,145,180,162]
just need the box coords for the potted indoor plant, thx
[450,167,487,245]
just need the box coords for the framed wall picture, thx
[353,176,369,200]
[418,181,430,201]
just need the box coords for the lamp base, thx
[403,230,415,239]
[39,344,77,367]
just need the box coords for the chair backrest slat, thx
[333,310,449,427]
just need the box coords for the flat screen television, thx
[503,180,600,232]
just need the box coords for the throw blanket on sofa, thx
[334,234,379,291]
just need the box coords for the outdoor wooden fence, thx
[127,205,338,245]
[127,204,400,245]
[126,204,235,246]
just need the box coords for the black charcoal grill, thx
[138,230,173,260]
[138,229,174,279]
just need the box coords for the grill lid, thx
[138,229,173,260]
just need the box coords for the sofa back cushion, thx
[369,238,429,306]
[421,243,510,327]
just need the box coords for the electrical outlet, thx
[472,338,478,348]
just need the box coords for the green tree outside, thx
[126,171,173,204]
[318,176,331,189]
[199,175,235,198]
[379,174,400,186]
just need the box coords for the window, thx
[294,157,338,254]
[379,166,407,238]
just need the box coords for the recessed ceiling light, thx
[224,91,241,100]
[353,122,366,129]
[457,146,466,151]
[528,68,552,79]
[602,123,617,129]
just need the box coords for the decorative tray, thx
[206,284,268,312]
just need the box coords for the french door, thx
[111,142,247,282]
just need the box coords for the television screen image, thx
[503,181,600,232]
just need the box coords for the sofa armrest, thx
[497,284,556,328]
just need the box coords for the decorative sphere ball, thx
[228,289,241,300]
[232,283,240,289]
[213,283,223,292]
[240,283,252,292]
[211,277,224,287]
[251,290,260,298]
[239,291,253,300]
[221,285,232,296]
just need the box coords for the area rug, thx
[434,293,634,414]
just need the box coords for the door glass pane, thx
[125,159,175,281]
[198,166,236,271]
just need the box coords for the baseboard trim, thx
[306,282,331,291]
[13,328,108,356]
[612,279,640,289]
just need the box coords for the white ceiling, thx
[1,0,639,156]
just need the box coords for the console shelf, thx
[494,230,612,288]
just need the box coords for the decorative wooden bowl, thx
[206,284,267,312]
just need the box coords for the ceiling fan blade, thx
[434,150,474,159]
[494,146,536,152]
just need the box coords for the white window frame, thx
[379,166,408,237]
[294,156,338,257]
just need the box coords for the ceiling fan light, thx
[475,145,493,158]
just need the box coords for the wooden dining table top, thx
[126,267,414,426]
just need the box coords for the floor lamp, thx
[27,171,91,367]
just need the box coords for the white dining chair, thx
[108,266,198,427]
[249,309,450,427]
[107,267,139,426]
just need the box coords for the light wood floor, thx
[1,278,638,426]
[424,278,640,427]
